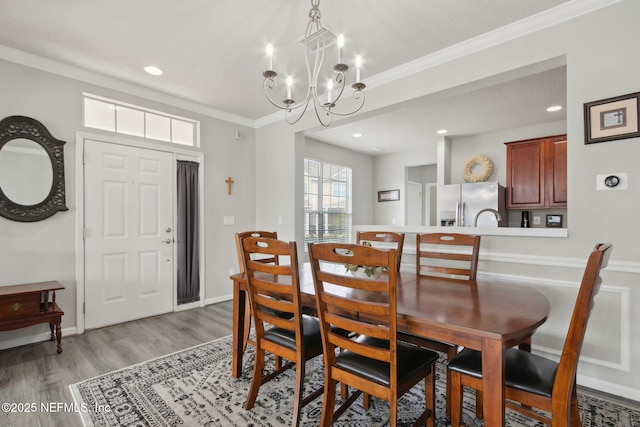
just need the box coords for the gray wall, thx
[373,148,439,225]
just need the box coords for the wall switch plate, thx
[278,215,283,225]
[533,216,541,225]
[596,172,627,191]
[223,215,235,225]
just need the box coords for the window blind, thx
[304,158,352,247]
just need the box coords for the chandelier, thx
[262,0,366,127]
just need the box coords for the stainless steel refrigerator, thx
[436,181,506,227]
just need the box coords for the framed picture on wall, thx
[378,189,400,202]
[546,214,563,228]
[584,92,640,144]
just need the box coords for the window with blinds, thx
[304,158,352,247]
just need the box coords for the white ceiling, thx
[0,0,579,154]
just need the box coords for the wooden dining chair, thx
[397,232,482,415]
[235,231,279,273]
[416,232,481,280]
[356,231,405,272]
[308,242,439,427]
[234,231,287,368]
[447,243,613,427]
[240,236,324,427]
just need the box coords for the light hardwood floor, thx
[0,301,234,427]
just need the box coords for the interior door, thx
[406,181,423,226]
[84,139,174,329]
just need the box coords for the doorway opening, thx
[406,164,437,226]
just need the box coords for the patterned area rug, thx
[70,335,640,426]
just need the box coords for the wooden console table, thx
[0,281,65,353]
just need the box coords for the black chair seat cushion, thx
[263,307,294,319]
[263,314,323,354]
[335,336,439,387]
[447,348,559,398]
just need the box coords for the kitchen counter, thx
[353,225,568,238]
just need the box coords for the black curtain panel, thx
[177,160,200,304]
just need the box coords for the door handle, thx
[161,238,174,244]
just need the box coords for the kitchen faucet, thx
[474,208,502,227]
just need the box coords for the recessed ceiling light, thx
[436,129,448,135]
[368,147,384,152]
[546,105,562,112]
[353,133,362,138]
[144,66,163,76]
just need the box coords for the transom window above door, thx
[83,94,200,147]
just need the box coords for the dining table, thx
[230,264,550,427]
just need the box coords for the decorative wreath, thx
[462,154,494,182]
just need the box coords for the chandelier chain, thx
[309,0,321,21]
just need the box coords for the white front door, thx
[84,139,174,329]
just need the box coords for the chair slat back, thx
[416,233,481,280]
[235,231,278,273]
[309,242,397,365]
[553,243,612,403]
[241,237,301,338]
[356,231,405,272]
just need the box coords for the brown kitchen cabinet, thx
[505,134,567,209]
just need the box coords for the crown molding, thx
[254,110,286,128]
[365,0,624,90]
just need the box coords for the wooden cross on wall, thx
[225,177,234,195]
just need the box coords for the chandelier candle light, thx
[262,0,366,127]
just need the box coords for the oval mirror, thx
[0,138,54,206]
[0,116,68,222]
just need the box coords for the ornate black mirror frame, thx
[0,116,68,222]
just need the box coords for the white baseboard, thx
[578,373,640,403]
[204,294,233,306]
[174,300,203,312]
